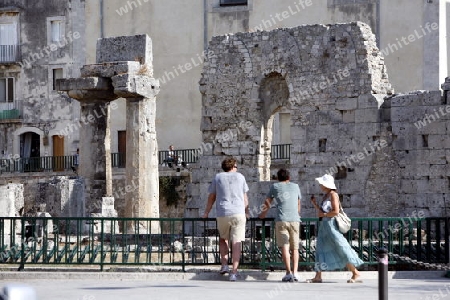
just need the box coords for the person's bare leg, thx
[231,241,241,274]
[281,245,291,274]
[346,263,361,280]
[219,238,229,266]
[291,248,299,275]
[315,271,322,280]
[306,271,322,282]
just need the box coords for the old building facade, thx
[0,0,85,167]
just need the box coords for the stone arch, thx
[13,126,44,157]
[258,72,290,181]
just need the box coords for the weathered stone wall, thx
[187,22,449,219]
[2,174,84,217]
[0,171,188,219]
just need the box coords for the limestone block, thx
[80,61,146,78]
[0,183,23,237]
[101,197,118,217]
[427,149,447,165]
[0,183,23,217]
[391,91,441,107]
[415,194,445,209]
[391,106,425,123]
[402,164,430,179]
[430,164,449,177]
[112,74,160,98]
[36,212,54,235]
[355,108,380,123]
[342,110,355,123]
[96,34,153,65]
[399,180,417,194]
[427,134,449,149]
[335,97,358,110]
[57,77,112,91]
[392,129,419,150]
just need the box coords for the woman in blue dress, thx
[307,174,364,283]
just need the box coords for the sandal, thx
[347,278,363,283]
[306,278,322,283]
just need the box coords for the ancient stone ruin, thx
[187,22,450,219]
[57,35,160,229]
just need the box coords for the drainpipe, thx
[100,0,104,38]
[203,0,208,51]
[375,0,380,49]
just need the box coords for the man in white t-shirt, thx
[203,157,249,281]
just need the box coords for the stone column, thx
[124,97,159,219]
[57,77,117,214]
[112,73,160,232]
[79,101,112,212]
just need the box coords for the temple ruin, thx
[187,22,450,219]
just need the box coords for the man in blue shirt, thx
[203,157,249,281]
[259,168,302,282]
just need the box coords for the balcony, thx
[270,143,291,160]
[0,45,21,63]
[0,100,22,120]
[220,0,248,6]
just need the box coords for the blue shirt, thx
[267,182,301,222]
[208,171,249,217]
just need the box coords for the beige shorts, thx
[275,221,300,250]
[216,214,246,242]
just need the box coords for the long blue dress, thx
[314,198,364,272]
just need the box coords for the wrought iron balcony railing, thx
[0,45,21,63]
[0,100,23,120]
[0,145,292,173]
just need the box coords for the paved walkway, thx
[0,270,448,300]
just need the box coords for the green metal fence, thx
[0,217,446,271]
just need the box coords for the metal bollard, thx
[378,248,389,300]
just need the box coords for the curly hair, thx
[221,157,237,172]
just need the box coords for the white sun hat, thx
[315,174,337,190]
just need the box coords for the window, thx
[220,0,247,6]
[52,68,63,90]
[0,23,19,62]
[0,77,14,102]
[47,17,65,44]
[50,20,63,42]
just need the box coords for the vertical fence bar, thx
[19,217,25,271]
[100,218,104,271]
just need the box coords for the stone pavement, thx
[0,270,448,300]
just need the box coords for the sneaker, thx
[292,274,299,282]
[229,273,238,281]
[219,265,229,274]
[282,273,293,282]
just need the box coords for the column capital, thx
[57,77,118,101]
[112,74,160,99]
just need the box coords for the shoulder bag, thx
[335,202,351,234]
